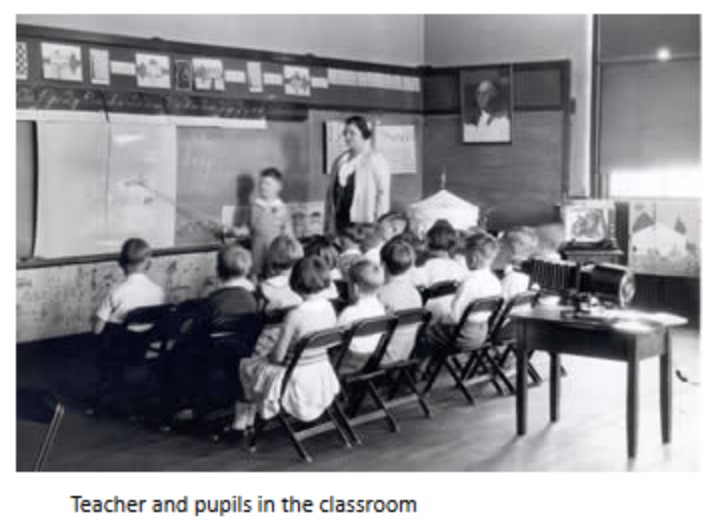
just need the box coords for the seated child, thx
[234,256,340,430]
[427,231,502,350]
[337,259,387,372]
[377,239,423,363]
[378,211,409,243]
[202,245,257,327]
[500,227,538,300]
[303,235,341,299]
[361,225,385,266]
[413,220,468,321]
[413,219,468,287]
[259,235,303,311]
[336,225,364,280]
[94,237,165,335]
[534,222,564,262]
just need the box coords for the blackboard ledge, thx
[17,243,221,270]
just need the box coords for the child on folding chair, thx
[233,256,340,435]
[91,238,165,414]
[500,227,538,300]
[303,235,341,299]
[378,238,423,363]
[425,231,502,351]
[337,259,387,372]
[336,225,364,281]
[258,235,303,311]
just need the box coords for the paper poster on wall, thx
[136,53,171,89]
[16,42,28,80]
[41,42,83,81]
[89,49,110,85]
[111,61,136,76]
[324,120,347,174]
[35,121,109,258]
[374,125,417,174]
[193,58,224,91]
[247,61,263,93]
[628,199,700,277]
[105,124,178,251]
[288,201,325,238]
[225,69,246,84]
[175,60,192,91]
[284,65,311,96]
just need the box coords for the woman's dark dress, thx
[333,172,356,232]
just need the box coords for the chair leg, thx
[366,381,400,433]
[445,357,475,405]
[278,413,313,463]
[401,368,432,418]
[484,351,516,395]
[423,354,446,395]
[332,400,362,445]
[326,405,353,449]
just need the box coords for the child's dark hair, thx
[260,167,283,182]
[290,255,331,295]
[337,225,362,251]
[380,239,415,277]
[216,245,253,281]
[119,238,152,271]
[304,235,339,270]
[426,219,457,252]
[266,235,303,275]
[344,115,372,140]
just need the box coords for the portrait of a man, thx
[460,66,512,143]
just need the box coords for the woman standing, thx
[324,115,391,236]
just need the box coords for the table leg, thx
[660,330,673,444]
[516,322,528,436]
[627,349,639,459]
[550,352,561,423]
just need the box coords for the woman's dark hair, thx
[260,167,283,182]
[426,219,457,252]
[380,239,415,277]
[344,115,372,140]
[304,235,339,270]
[289,255,331,295]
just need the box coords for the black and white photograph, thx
[14,11,704,488]
[460,65,512,143]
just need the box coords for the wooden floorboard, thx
[17,329,700,472]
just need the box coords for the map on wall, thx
[628,199,700,277]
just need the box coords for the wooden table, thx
[512,305,678,459]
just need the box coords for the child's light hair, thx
[348,259,384,294]
[464,231,499,269]
[503,227,539,264]
[217,245,253,281]
[266,235,303,275]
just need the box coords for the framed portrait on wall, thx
[460,65,513,144]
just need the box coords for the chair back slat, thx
[388,308,432,363]
[453,295,504,341]
[281,327,346,394]
[333,315,398,374]
[420,280,460,305]
[493,290,539,341]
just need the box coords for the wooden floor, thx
[17,329,700,472]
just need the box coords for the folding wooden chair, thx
[493,291,544,385]
[332,315,400,437]
[94,303,175,414]
[379,308,434,419]
[17,386,65,471]
[422,295,505,404]
[250,327,356,463]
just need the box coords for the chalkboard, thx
[175,122,311,246]
[423,112,564,230]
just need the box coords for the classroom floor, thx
[17,328,700,472]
